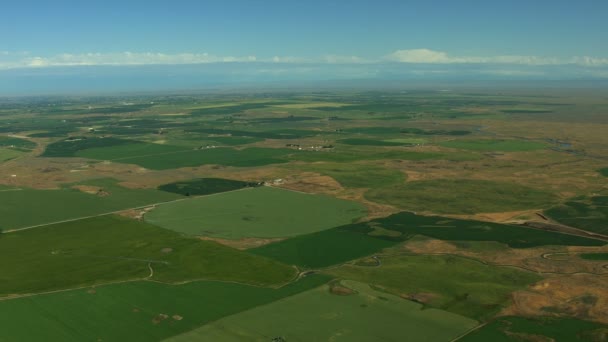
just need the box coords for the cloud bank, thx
[2,49,607,70]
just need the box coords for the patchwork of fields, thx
[2,90,608,341]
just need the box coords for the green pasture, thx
[168,281,478,342]
[293,162,405,188]
[0,148,24,162]
[326,254,541,320]
[366,179,557,214]
[599,168,608,177]
[440,139,546,152]
[545,196,608,235]
[460,316,608,342]
[0,215,296,296]
[0,178,179,230]
[0,275,328,342]
[145,186,366,239]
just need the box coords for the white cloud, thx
[386,49,453,63]
[572,56,608,67]
[0,52,258,69]
[386,49,561,65]
[1,49,608,72]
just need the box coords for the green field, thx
[158,178,261,196]
[0,147,24,162]
[376,212,605,248]
[337,138,413,146]
[0,275,329,342]
[366,179,557,214]
[168,281,478,342]
[42,137,134,157]
[580,253,608,260]
[116,147,292,169]
[440,139,546,152]
[251,222,400,268]
[252,211,604,269]
[326,254,541,320]
[290,149,442,163]
[0,215,296,296]
[459,316,608,341]
[545,196,608,235]
[0,136,36,150]
[0,178,179,230]
[295,162,405,188]
[599,168,608,177]
[76,141,188,160]
[145,186,366,239]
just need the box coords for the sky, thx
[1,0,608,93]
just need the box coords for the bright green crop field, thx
[0,215,296,296]
[0,178,180,230]
[0,275,330,342]
[145,186,367,238]
[167,281,478,342]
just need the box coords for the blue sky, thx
[1,0,608,92]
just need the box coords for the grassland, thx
[158,178,260,196]
[145,186,366,238]
[168,281,478,342]
[440,139,546,151]
[0,275,330,342]
[0,179,180,230]
[545,196,608,235]
[294,162,405,188]
[599,168,608,177]
[366,179,558,214]
[0,215,296,296]
[326,254,541,320]
[0,147,23,162]
[459,316,608,341]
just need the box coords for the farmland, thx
[366,179,558,214]
[145,186,367,238]
[0,178,180,230]
[0,275,330,342]
[0,215,296,296]
[168,281,478,342]
[2,89,608,341]
[325,254,541,320]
